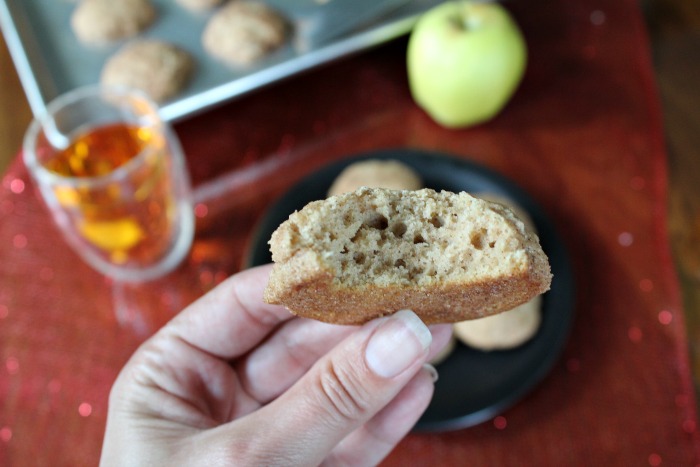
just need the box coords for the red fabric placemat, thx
[1,0,699,465]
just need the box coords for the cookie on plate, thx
[101,40,194,102]
[264,187,552,325]
[328,159,423,197]
[71,0,156,45]
[430,332,457,365]
[453,295,543,351]
[202,0,287,66]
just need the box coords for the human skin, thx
[100,264,452,466]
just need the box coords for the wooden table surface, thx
[1,0,698,397]
[645,0,700,394]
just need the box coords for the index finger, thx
[164,264,293,360]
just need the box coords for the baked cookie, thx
[176,0,224,11]
[453,295,542,351]
[453,194,542,350]
[264,187,552,325]
[71,0,156,45]
[101,40,194,103]
[476,192,536,233]
[202,1,287,66]
[328,159,423,196]
[430,332,457,365]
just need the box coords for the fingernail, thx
[365,310,432,378]
[422,364,439,383]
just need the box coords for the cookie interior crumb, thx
[272,188,531,288]
[266,187,551,324]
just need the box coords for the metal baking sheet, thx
[0,0,441,122]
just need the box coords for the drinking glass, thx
[23,86,194,330]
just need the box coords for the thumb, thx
[247,309,434,466]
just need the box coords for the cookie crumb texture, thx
[265,188,552,325]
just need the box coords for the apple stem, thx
[449,14,470,32]
[453,0,488,31]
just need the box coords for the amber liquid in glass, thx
[45,123,176,267]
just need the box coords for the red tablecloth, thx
[2,0,699,465]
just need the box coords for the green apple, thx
[407,1,527,128]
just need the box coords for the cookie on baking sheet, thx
[101,40,194,102]
[71,0,156,45]
[453,295,542,351]
[176,0,224,11]
[328,159,423,197]
[202,0,287,66]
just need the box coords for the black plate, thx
[246,149,575,432]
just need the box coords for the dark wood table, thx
[646,0,700,394]
[1,0,699,465]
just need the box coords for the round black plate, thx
[246,149,575,432]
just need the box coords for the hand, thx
[101,264,452,466]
